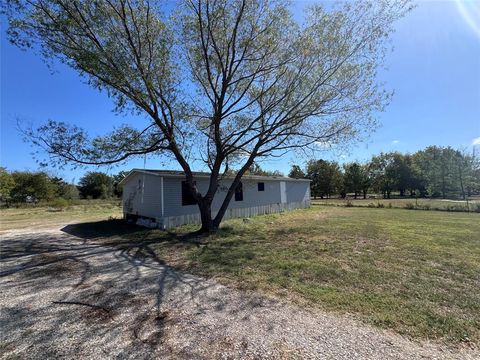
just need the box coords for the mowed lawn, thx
[109,206,479,344]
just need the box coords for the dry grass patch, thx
[0,200,122,232]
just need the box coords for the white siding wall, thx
[122,173,163,219]
[123,173,310,228]
[162,176,284,217]
[285,179,311,203]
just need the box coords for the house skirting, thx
[125,200,311,229]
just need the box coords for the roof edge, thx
[119,169,311,184]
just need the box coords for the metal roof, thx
[119,168,311,185]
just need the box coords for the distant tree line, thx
[0,168,128,205]
[289,146,480,200]
[2,145,478,204]
[244,163,284,177]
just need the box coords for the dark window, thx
[257,182,265,192]
[182,181,197,206]
[235,182,243,201]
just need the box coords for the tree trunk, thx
[458,163,466,201]
[203,157,256,233]
[441,169,446,199]
[198,199,216,234]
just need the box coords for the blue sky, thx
[1,0,479,183]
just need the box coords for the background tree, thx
[370,153,394,198]
[4,0,412,233]
[10,171,55,203]
[0,168,15,204]
[413,146,464,198]
[50,176,80,200]
[385,153,413,196]
[288,165,305,179]
[78,172,114,199]
[464,150,480,197]
[343,162,364,199]
[450,149,479,200]
[306,159,342,199]
[405,155,426,197]
[360,164,372,199]
[112,170,129,197]
[245,163,283,177]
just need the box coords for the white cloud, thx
[392,140,400,145]
[314,140,335,149]
[473,137,480,146]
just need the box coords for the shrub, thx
[445,204,468,212]
[376,202,385,208]
[345,200,354,207]
[422,204,431,211]
[387,203,392,208]
[405,203,415,210]
[473,203,480,213]
[52,197,69,209]
[367,202,376,208]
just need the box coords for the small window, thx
[257,182,265,192]
[182,181,197,206]
[235,182,243,201]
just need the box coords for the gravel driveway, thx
[0,226,477,359]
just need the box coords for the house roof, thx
[119,168,311,186]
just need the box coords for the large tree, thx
[4,0,411,233]
[343,162,364,199]
[413,146,463,199]
[10,171,55,203]
[370,153,394,198]
[78,171,114,199]
[306,159,342,199]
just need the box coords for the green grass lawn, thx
[88,206,480,345]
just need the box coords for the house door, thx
[280,181,287,204]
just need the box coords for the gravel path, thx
[0,227,477,359]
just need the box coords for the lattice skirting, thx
[125,200,311,229]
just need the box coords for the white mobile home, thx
[119,169,311,229]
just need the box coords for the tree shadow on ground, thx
[0,219,265,359]
[61,219,225,245]
[62,219,148,239]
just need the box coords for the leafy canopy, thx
[4,0,412,172]
[3,0,412,229]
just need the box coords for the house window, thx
[257,182,265,192]
[182,181,197,206]
[235,182,243,201]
